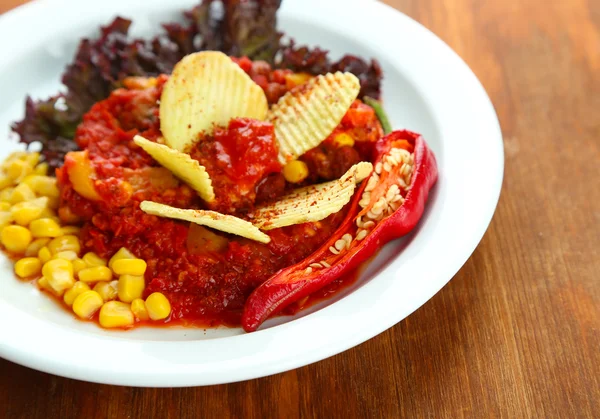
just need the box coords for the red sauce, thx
[56,63,383,329]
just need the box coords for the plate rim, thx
[0,0,503,386]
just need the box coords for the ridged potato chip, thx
[160,51,269,152]
[133,135,215,203]
[269,72,361,164]
[249,162,372,230]
[140,201,271,244]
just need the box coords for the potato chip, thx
[160,51,269,152]
[249,162,372,230]
[140,201,271,244]
[268,72,360,164]
[133,135,215,203]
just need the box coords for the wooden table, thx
[1,0,598,417]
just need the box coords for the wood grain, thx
[1,0,599,417]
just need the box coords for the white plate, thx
[0,0,503,386]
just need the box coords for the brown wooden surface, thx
[1,0,599,417]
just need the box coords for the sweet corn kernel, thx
[25,237,51,257]
[93,280,118,301]
[117,275,145,303]
[47,235,80,255]
[30,218,62,238]
[112,259,147,276]
[282,160,309,184]
[38,276,58,295]
[10,183,36,204]
[60,226,81,236]
[0,211,13,228]
[63,281,90,306]
[83,252,107,267]
[0,202,11,211]
[14,257,42,278]
[78,266,113,283]
[72,258,87,274]
[145,292,171,320]
[5,159,33,182]
[108,247,136,270]
[131,298,149,321]
[24,153,40,168]
[39,207,57,219]
[33,162,49,176]
[72,290,103,319]
[3,151,28,162]
[52,250,79,261]
[10,197,49,226]
[0,188,14,203]
[332,132,355,148]
[0,175,13,190]
[99,301,134,328]
[1,225,32,254]
[42,259,75,295]
[38,246,52,263]
[27,175,59,198]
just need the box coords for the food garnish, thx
[250,162,372,230]
[133,135,215,202]
[269,72,361,164]
[160,51,269,152]
[140,201,271,244]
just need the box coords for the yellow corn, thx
[99,301,135,328]
[14,257,42,278]
[63,281,90,306]
[0,202,11,211]
[93,280,118,301]
[131,298,149,321]
[83,252,107,267]
[0,211,13,228]
[78,266,113,283]
[25,175,59,198]
[11,183,36,204]
[108,247,136,270]
[332,132,355,148]
[145,292,171,320]
[29,218,62,238]
[0,175,13,190]
[117,275,145,303]
[1,225,32,254]
[47,235,80,255]
[72,258,87,274]
[24,153,40,168]
[5,159,33,182]
[38,246,52,263]
[52,250,79,261]
[282,160,309,184]
[39,207,57,219]
[60,226,81,236]
[112,258,146,276]
[25,237,51,257]
[10,197,48,226]
[0,188,14,203]
[33,162,49,176]
[37,276,57,295]
[42,259,75,295]
[72,290,103,319]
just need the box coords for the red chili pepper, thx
[242,130,438,332]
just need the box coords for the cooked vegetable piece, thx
[242,131,438,332]
[140,201,271,244]
[268,72,360,164]
[250,162,372,230]
[160,51,269,152]
[363,96,392,134]
[133,135,215,203]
